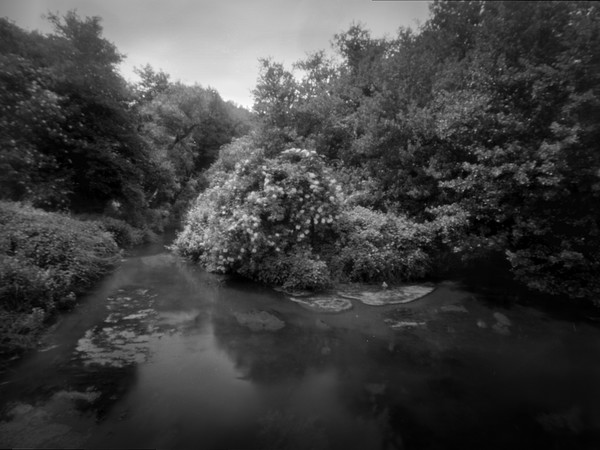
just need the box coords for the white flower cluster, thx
[176,148,345,274]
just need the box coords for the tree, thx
[422,1,600,298]
[0,12,160,220]
[246,1,600,299]
[0,19,70,208]
[136,81,254,220]
[251,58,299,154]
[133,64,170,103]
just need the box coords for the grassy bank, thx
[0,201,121,357]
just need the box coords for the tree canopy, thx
[243,1,600,299]
[0,11,254,227]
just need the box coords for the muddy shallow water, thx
[1,238,600,449]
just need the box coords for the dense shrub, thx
[507,247,600,300]
[97,217,145,248]
[174,148,342,289]
[256,249,331,291]
[0,307,46,354]
[0,256,54,311]
[169,176,209,225]
[175,146,439,289]
[330,206,432,282]
[210,136,258,174]
[330,165,387,210]
[0,201,120,313]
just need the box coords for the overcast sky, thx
[1,0,432,108]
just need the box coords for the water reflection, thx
[0,242,599,449]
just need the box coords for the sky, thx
[0,0,432,108]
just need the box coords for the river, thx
[1,236,599,449]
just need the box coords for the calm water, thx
[1,238,600,449]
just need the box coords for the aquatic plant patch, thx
[337,285,435,306]
[73,286,165,368]
[288,295,353,313]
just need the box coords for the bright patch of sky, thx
[1,0,431,108]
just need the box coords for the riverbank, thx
[0,202,124,359]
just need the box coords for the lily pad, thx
[338,285,434,306]
[289,296,353,313]
[72,286,161,367]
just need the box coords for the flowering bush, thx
[174,148,343,289]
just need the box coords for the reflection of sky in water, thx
[1,241,600,449]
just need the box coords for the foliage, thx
[330,206,431,282]
[0,201,121,356]
[210,135,258,174]
[257,250,331,291]
[330,165,386,209]
[0,201,120,313]
[174,148,343,289]
[0,307,47,356]
[2,4,598,302]
[250,2,600,301]
[133,64,170,103]
[0,27,69,208]
[0,13,254,231]
[175,145,439,289]
[506,246,600,300]
[421,1,600,298]
[97,217,145,249]
[135,81,254,223]
[0,12,150,218]
[251,59,299,155]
